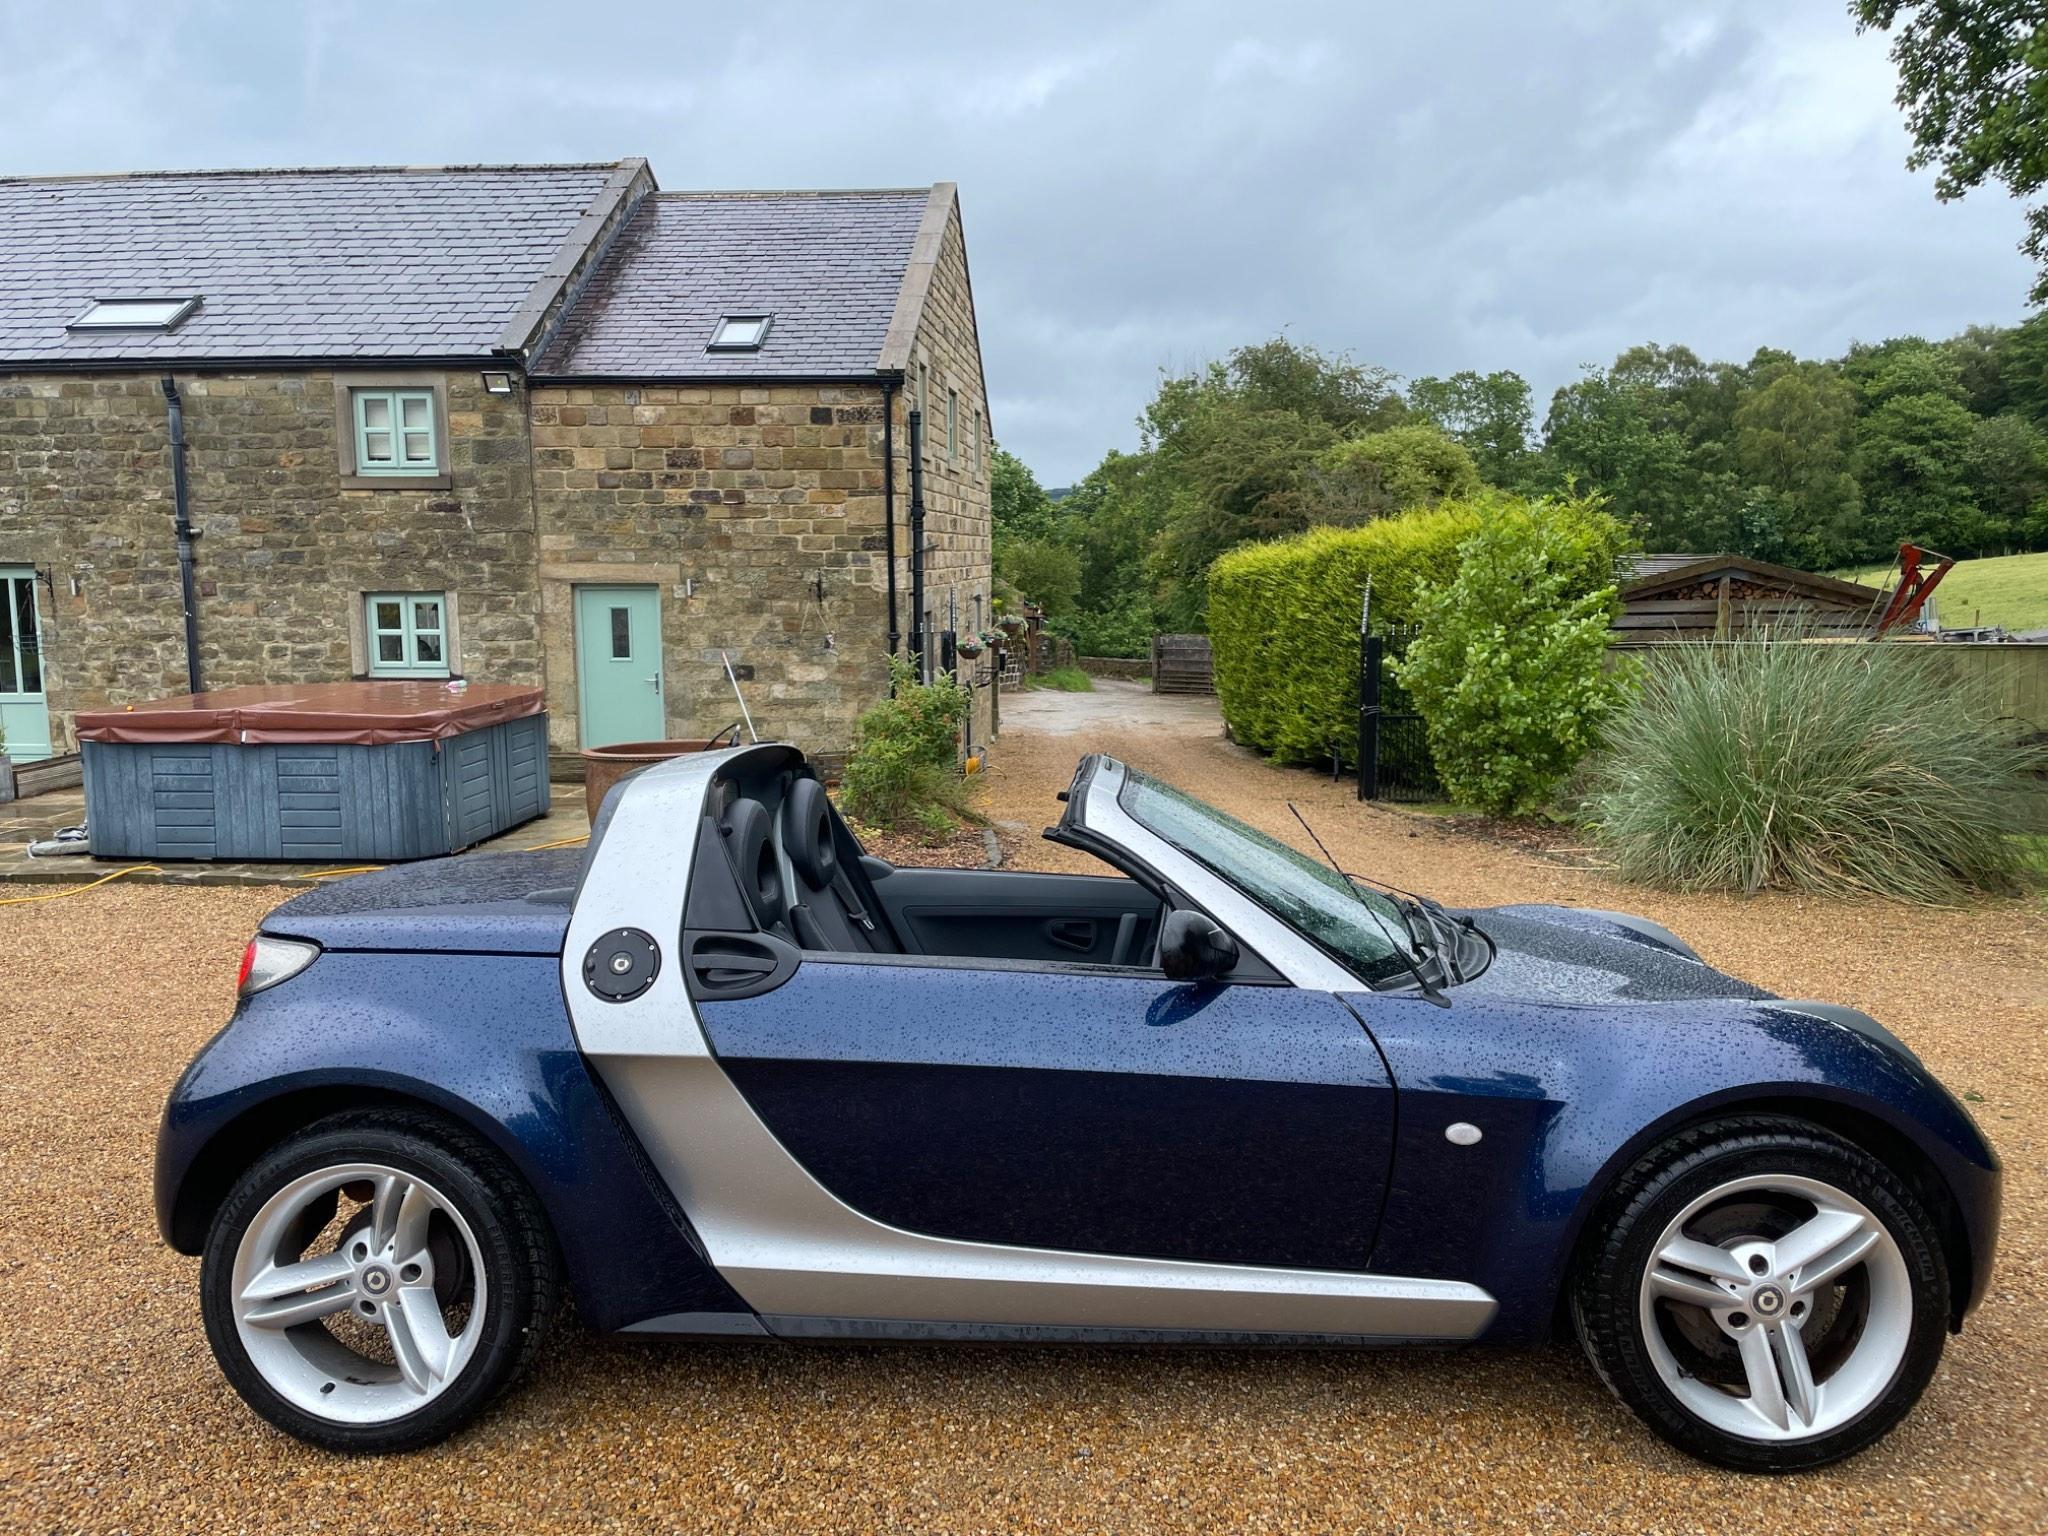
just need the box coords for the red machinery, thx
[1873,543,1956,636]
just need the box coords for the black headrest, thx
[719,797,787,931]
[781,777,839,892]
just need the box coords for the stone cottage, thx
[0,159,993,771]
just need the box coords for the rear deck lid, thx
[261,847,581,954]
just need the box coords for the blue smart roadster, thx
[156,744,1999,1469]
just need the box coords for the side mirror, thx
[1159,909,1239,981]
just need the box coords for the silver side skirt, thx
[760,1317,1480,1346]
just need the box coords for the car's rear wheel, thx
[200,1110,558,1453]
[1573,1115,1949,1472]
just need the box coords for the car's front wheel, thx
[200,1110,558,1453]
[1573,1115,1949,1472]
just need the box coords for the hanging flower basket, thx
[956,637,985,659]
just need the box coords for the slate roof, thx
[0,163,626,365]
[532,189,933,379]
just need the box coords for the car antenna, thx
[1286,802,1447,1007]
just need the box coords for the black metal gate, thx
[1357,623,1440,803]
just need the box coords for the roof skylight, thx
[68,296,201,331]
[707,314,772,351]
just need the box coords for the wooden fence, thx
[1151,634,1215,695]
[1634,641,2048,736]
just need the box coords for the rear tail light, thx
[238,935,321,997]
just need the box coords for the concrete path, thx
[997,677,1221,737]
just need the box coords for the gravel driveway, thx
[4,687,2043,1533]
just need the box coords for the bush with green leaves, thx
[840,656,972,830]
[1399,493,1636,815]
[1207,502,1483,763]
[1591,634,2046,901]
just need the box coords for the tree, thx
[1855,388,1991,554]
[1192,335,1408,436]
[1967,411,2048,547]
[1732,360,1864,566]
[1943,322,2015,415]
[1994,310,2048,422]
[1148,401,1339,630]
[1407,370,1535,484]
[1855,1,2048,303]
[1315,423,1482,515]
[1539,366,1706,550]
[994,538,1082,618]
[1134,336,1408,627]
[990,447,1056,542]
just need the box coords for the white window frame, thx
[708,314,774,352]
[364,592,452,678]
[67,295,201,331]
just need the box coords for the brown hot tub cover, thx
[73,682,545,747]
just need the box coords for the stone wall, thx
[528,381,895,760]
[1,202,993,768]
[0,368,538,754]
[900,196,995,746]
[1077,655,1150,681]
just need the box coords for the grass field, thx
[1835,549,2048,633]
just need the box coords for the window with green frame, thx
[365,592,450,676]
[352,388,439,475]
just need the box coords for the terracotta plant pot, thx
[581,739,724,825]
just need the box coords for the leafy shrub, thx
[840,656,972,830]
[1590,634,2047,900]
[1027,666,1095,692]
[1400,493,1637,815]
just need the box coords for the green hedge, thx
[1209,491,1630,767]
[1208,503,1482,762]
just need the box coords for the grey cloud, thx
[0,1,2032,481]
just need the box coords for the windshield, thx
[1116,768,1419,985]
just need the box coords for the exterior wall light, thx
[480,371,516,395]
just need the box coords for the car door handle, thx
[1045,918,1097,953]
[684,931,797,1000]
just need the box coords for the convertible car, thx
[156,744,1999,1471]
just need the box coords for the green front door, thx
[0,566,51,762]
[574,585,665,747]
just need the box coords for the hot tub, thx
[75,682,550,862]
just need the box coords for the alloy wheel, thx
[1636,1172,1912,1441]
[229,1161,489,1426]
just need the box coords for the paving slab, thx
[0,783,589,889]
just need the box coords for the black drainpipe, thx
[907,408,927,681]
[160,376,202,694]
[882,378,899,656]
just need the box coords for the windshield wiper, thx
[1287,803,1449,1007]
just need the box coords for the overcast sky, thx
[1,1,2035,482]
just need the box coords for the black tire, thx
[1572,1115,1949,1473]
[200,1109,559,1454]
